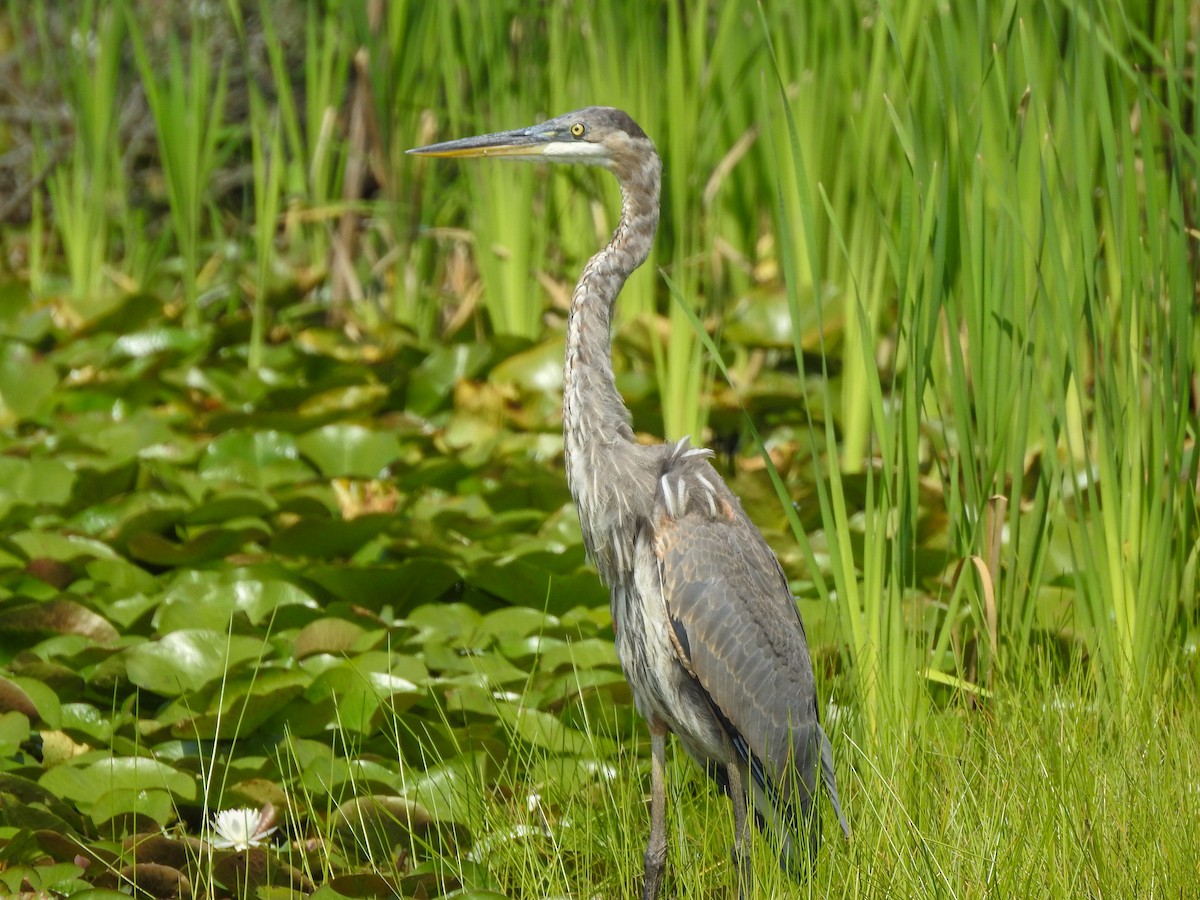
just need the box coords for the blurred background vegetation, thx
[0,0,1197,897]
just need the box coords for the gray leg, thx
[642,722,668,900]
[725,761,752,899]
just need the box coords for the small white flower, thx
[209,806,278,850]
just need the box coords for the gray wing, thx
[650,450,823,823]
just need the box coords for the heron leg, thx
[725,760,752,899]
[642,721,668,900]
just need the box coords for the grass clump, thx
[358,673,1200,898]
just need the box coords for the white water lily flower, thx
[209,806,278,850]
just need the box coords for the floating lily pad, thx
[124,630,269,696]
[154,574,318,632]
[0,675,61,726]
[59,703,114,743]
[90,787,176,829]
[305,560,460,612]
[69,414,181,466]
[126,527,261,567]
[0,598,118,644]
[122,832,205,868]
[183,491,277,526]
[406,342,493,417]
[333,794,438,860]
[269,512,392,559]
[479,606,559,641]
[0,338,58,425]
[321,874,405,900]
[536,638,619,673]
[306,659,425,734]
[297,423,402,478]
[0,710,30,756]
[174,670,309,740]
[423,647,530,686]
[39,755,197,807]
[0,457,76,520]
[294,618,367,658]
[468,558,607,613]
[0,772,84,834]
[9,530,120,564]
[212,847,314,895]
[0,862,89,899]
[199,429,315,488]
[494,705,614,756]
[405,603,490,646]
[402,754,485,826]
[85,557,160,597]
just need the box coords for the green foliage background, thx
[0,0,1197,897]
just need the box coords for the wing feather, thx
[652,455,822,824]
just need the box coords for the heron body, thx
[410,106,848,898]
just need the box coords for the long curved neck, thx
[562,152,662,456]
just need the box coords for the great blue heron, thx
[410,106,849,898]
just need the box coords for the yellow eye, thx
[570,122,586,138]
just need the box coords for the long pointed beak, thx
[407,124,553,160]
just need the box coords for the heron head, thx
[407,106,654,176]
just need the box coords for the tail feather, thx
[701,704,850,878]
[819,723,851,839]
[762,725,851,878]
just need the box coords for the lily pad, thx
[0,457,76,520]
[91,787,176,829]
[115,863,192,899]
[306,660,425,734]
[305,560,460,612]
[39,756,197,806]
[154,575,318,632]
[0,710,30,756]
[406,342,493,417]
[173,670,309,739]
[60,703,114,743]
[321,874,406,900]
[494,705,614,756]
[537,638,619,672]
[9,530,120,564]
[85,557,160,597]
[480,606,559,641]
[183,491,277,526]
[269,513,392,559]
[294,618,367,658]
[127,527,261,567]
[0,338,58,425]
[0,675,61,726]
[69,415,180,465]
[124,630,269,696]
[402,754,485,826]
[0,598,119,644]
[469,558,607,613]
[333,795,437,859]
[297,424,402,477]
[199,429,315,488]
